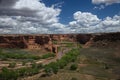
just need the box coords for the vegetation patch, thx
[0,63,43,80]
[44,48,80,75]
[0,49,55,60]
[0,51,40,60]
[41,53,55,59]
[70,64,78,71]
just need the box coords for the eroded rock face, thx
[1,33,119,51]
[0,35,50,49]
[76,34,92,44]
[93,33,120,42]
[0,36,27,48]
[35,36,50,45]
[84,32,120,48]
[0,34,76,53]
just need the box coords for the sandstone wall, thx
[0,34,76,53]
[76,34,92,44]
[1,33,119,50]
[84,32,120,48]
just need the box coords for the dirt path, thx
[57,48,71,59]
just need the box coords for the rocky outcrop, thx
[0,35,51,49]
[84,32,120,48]
[93,32,120,42]
[0,34,76,53]
[0,32,120,51]
[0,36,27,48]
[76,34,91,44]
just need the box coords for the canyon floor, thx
[0,33,120,80]
[23,47,120,80]
[0,48,120,80]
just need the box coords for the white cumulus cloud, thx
[0,0,67,34]
[0,0,120,34]
[92,0,120,5]
[68,11,120,33]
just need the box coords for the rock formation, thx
[0,34,76,53]
[0,32,120,52]
[84,32,120,48]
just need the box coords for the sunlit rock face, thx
[0,35,50,49]
[0,33,120,50]
[0,34,76,53]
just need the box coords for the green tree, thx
[0,67,18,80]
[70,64,78,70]
[44,66,53,76]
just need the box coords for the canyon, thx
[0,32,120,53]
[0,34,78,53]
[0,32,120,80]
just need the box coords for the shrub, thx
[37,63,43,69]
[70,64,78,70]
[44,49,80,74]
[44,66,53,75]
[17,67,39,77]
[0,52,41,60]
[71,77,78,80]
[8,62,16,68]
[0,67,18,80]
[0,65,40,80]
[44,62,59,74]
[41,53,55,59]
[0,56,8,61]
[31,62,37,68]
[22,61,27,66]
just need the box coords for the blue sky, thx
[0,0,120,34]
[42,0,120,24]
